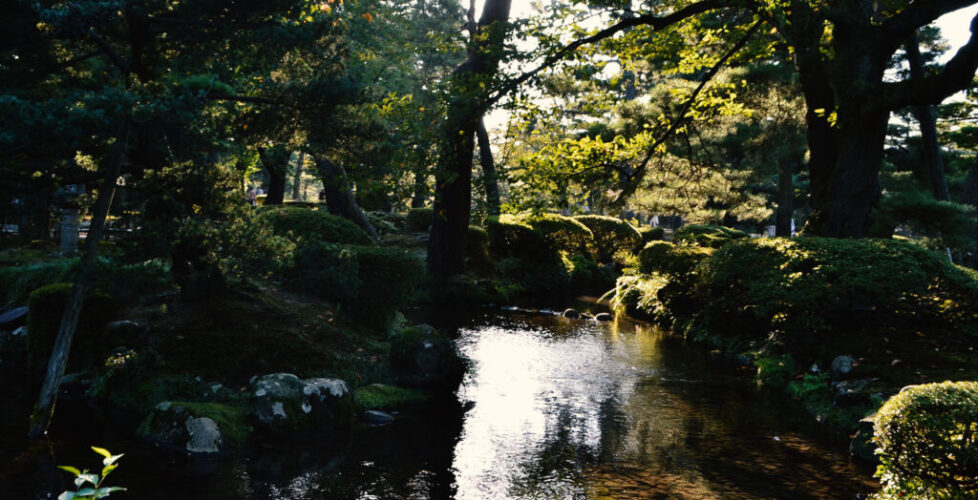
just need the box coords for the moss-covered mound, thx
[405,207,434,232]
[673,224,748,248]
[573,215,643,261]
[259,206,373,245]
[353,384,427,412]
[638,226,665,244]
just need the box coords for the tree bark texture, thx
[476,117,501,216]
[905,32,950,201]
[291,153,304,201]
[427,0,511,278]
[314,157,379,241]
[775,158,794,237]
[257,146,287,205]
[29,121,130,439]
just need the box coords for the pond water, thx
[1,311,878,499]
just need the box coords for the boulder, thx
[250,373,353,435]
[832,378,871,407]
[361,410,395,426]
[849,413,879,463]
[593,312,613,322]
[830,355,854,377]
[137,401,249,455]
[390,325,464,388]
[562,308,580,319]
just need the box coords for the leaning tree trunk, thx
[906,32,950,201]
[314,157,379,241]
[29,121,130,439]
[427,0,511,278]
[257,146,287,206]
[476,117,501,216]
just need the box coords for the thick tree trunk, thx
[905,33,950,201]
[476,117,501,216]
[410,157,428,208]
[291,153,304,201]
[29,121,130,439]
[775,158,794,237]
[257,146,286,205]
[961,157,978,266]
[314,157,379,242]
[428,0,511,278]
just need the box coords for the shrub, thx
[258,206,372,245]
[466,225,492,272]
[519,213,595,256]
[27,283,118,369]
[693,237,978,359]
[639,226,665,244]
[872,381,978,498]
[674,224,748,248]
[0,258,173,308]
[289,243,424,328]
[486,215,555,262]
[574,215,643,261]
[612,273,669,320]
[564,253,614,294]
[638,241,714,277]
[405,207,434,232]
[365,211,405,234]
[497,257,570,297]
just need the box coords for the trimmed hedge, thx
[638,241,714,277]
[405,207,434,232]
[674,224,748,248]
[258,206,373,245]
[872,381,978,498]
[486,215,554,262]
[519,213,594,256]
[639,226,665,244]
[574,215,643,261]
[26,283,118,370]
[693,237,978,358]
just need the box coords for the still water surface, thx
[2,311,877,499]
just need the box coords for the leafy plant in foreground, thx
[57,446,125,500]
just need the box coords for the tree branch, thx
[883,12,978,109]
[87,27,131,75]
[484,0,726,108]
[882,0,978,48]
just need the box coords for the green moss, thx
[353,384,427,412]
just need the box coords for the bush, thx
[365,211,405,234]
[693,237,978,358]
[674,224,748,248]
[288,243,424,328]
[872,381,978,498]
[466,225,492,272]
[497,257,570,297]
[564,253,614,294]
[519,213,595,256]
[258,206,372,245]
[0,258,173,308]
[26,283,118,369]
[638,241,714,277]
[405,207,434,232]
[574,215,643,261]
[639,226,666,244]
[486,215,555,262]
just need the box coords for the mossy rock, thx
[250,373,354,436]
[390,325,464,388]
[26,283,118,370]
[137,401,252,454]
[354,384,428,413]
[673,224,748,248]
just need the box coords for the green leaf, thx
[101,464,118,478]
[93,487,126,498]
[90,446,112,459]
[57,492,75,500]
[75,473,99,487]
[102,453,123,467]
[58,465,82,476]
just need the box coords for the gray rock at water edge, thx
[250,373,353,435]
[830,355,855,377]
[832,378,872,407]
[138,402,226,455]
[0,307,28,328]
[562,309,580,319]
[593,312,613,322]
[361,410,395,426]
[850,413,879,464]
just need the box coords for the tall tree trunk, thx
[905,32,950,201]
[29,121,130,439]
[960,157,978,266]
[428,0,511,278]
[257,146,286,205]
[291,153,304,201]
[775,157,794,237]
[476,117,501,216]
[410,156,428,208]
[314,157,379,242]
